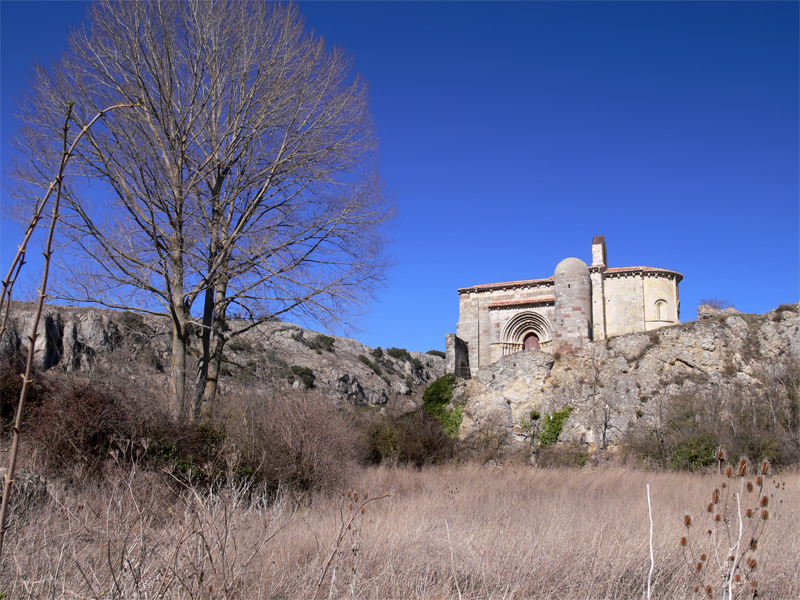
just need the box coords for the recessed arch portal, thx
[502,311,553,351]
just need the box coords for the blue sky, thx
[2,1,798,353]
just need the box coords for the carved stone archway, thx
[501,311,553,355]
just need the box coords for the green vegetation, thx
[387,347,411,361]
[288,365,315,388]
[538,406,573,446]
[422,374,463,437]
[426,350,446,359]
[386,347,423,370]
[669,433,718,471]
[358,354,383,376]
[308,334,335,352]
[292,331,335,353]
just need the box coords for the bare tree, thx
[10,0,392,420]
[578,344,620,460]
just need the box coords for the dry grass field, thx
[3,465,799,599]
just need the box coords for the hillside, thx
[0,302,444,412]
[454,303,800,465]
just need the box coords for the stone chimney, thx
[591,235,607,269]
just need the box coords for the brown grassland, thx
[2,464,799,599]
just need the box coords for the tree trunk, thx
[193,284,215,420]
[170,322,188,420]
[199,278,229,419]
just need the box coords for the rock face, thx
[457,303,800,451]
[0,302,444,409]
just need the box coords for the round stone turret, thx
[553,257,591,354]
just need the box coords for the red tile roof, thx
[604,266,683,282]
[488,297,555,309]
[458,276,554,294]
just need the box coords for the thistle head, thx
[738,458,750,476]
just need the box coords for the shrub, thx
[221,390,367,494]
[145,421,229,485]
[308,334,335,353]
[422,374,463,437]
[365,411,454,467]
[358,355,382,376]
[386,347,411,362]
[669,433,718,471]
[538,406,573,446]
[0,350,49,426]
[537,440,590,468]
[699,298,734,310]
[288,365,315,388]
[426,350,446,359]
[116,310,148,334]
[470,412,508,462]
[31,382,131,473]
[370,347,383,359]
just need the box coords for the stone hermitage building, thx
[446,236,683,377]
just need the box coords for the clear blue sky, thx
[2,1,798,353]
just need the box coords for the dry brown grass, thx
[2,465,799,599]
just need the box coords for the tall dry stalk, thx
[0,100,139,563]
[680,452,777,599]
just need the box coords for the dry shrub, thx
[30,381,130,474]
[217,388,368,495]
[536,438,590,468]
[0,349,49,426]
[365,409,455,467]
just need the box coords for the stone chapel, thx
[445,236,682,377]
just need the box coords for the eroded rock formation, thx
[0,302,444,410]
[456,304,800,452]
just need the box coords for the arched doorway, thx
[523,333,540,350]
[500,311,553,356]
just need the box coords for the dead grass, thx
[2,465,799,599]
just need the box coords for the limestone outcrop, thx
[0,302,444,409]
[456,303,800,452]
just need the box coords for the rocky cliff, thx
[454,304,800,455]
[0,302,445,410]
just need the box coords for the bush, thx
[116,310,149,334]
[308,334,335,353]
[0,350,49,426]
[669,433,718,471]
[288,365,315,388]
[699,298,734,309]
[422,374,463,437]
[538,406,573,446]
[358,354,382,376]
[426,350,446,359]
[537,440,590,468]
[365,411,454,467]
[386,347,411,362]
[221,390,367,494]
[31,382,131,473]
